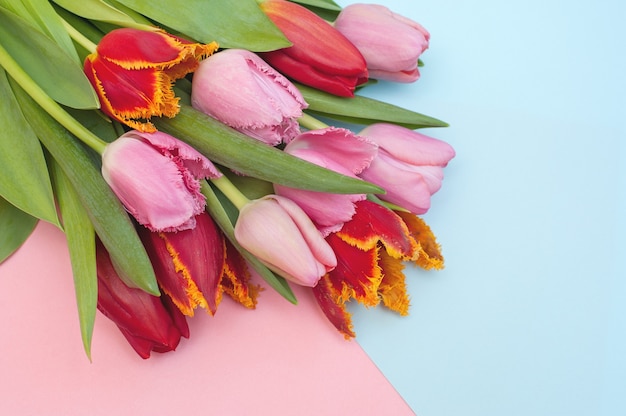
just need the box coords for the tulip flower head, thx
[334,4,430,83]
[259,0,368,97]
[191,49,307,145]
[101,130,221,232]
[234,195,337,287]
[96,241,189,359]
[358,123,455,215]
[274,127,378,235]
[84,28,218,132]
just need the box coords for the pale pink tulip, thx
[334,4,430,83]
[191,49,307,145]
[358,123,455,214]
[234,195,336,287]
[101,130,221,232]
[274,127,378,235]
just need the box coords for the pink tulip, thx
[96,240,189,359]
[234,195,336,287]
[274,127,378,235]
[101,130,221,232]
[334,4,430,83]
[191,49,307,145]
[358,123,455,214]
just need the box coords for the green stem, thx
[60,17,97,53]
[0,43,107,154]
[298,112,330,130]
[211,175,251,210]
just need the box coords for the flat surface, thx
[2,1,625,415]
[346,0,626,415]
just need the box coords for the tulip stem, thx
[211,175,250,210]
[298,112,330,131]
[60,17,97,53]
[0,43,107,155]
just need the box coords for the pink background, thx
[0,222,414,415]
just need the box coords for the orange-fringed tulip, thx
[259,0,368,97]
[101,130,221,232]
[334,4,430,83]
[234,195,336,287]
[96,240,189,359]
[84,28,218,132]
[138,212,260,317]
[312,200,444,339]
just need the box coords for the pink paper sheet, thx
[0,222,414,415]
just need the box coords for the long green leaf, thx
[11,81,159,295]
[116,0,290,51]
[201,182,297,304]
[0,197,38,264]
[0,5,99,109]
[156,105,384,195]
[298,83,449,129]
[292,0,341,10]
[51,0,138,26]
[50,158,97,360]
[0,68,59,226]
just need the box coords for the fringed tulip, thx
[234,195,336,287]
[274,127,378,235]
[191,49,307,145]
[313,200,443,339]
[334,4,430,83]
[137,212,226,317]
[358,123,455,214]
[259,0,368,97]
[84,28,218,132]
[101,130,221,232]
[96,241,189,359]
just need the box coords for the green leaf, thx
[51,0,139,26]
[11,81,159,296]
[156,105,384,195]
[298,83,449,129]
[0,68,59,226]
[0,196,38,264]
[292,0,341,10]
[201,182,297,304]
[50,158,97,361]
[116,0,290,51]
[0,5,99,109]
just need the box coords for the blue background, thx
[342,0,626,414]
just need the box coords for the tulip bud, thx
[357,123,455,214]
[334,4,430,83]
[234,195,336,287]
[259,0,368,97]
[101,130,221,232]
[191,49,307,145]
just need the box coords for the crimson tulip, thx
[259,0,368,97]
[84,28,218,132]
[96,240,189,359]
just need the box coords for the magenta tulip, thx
[358,123,455,214]
[96,241,189,359]
[234,195,336,287]
[101,130,221,232]
[191,49,307,145]
[334,4,430,83]
[274,127,378,235]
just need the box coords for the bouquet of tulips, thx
[0,0,455,359]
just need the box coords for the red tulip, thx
[259,0,368,97]
[84,28,218,132]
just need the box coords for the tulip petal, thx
[221,240,261,309]
[377,250,410,315]
[336,200,417,260]
[313,274,356,339]
[395,211,444,270]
